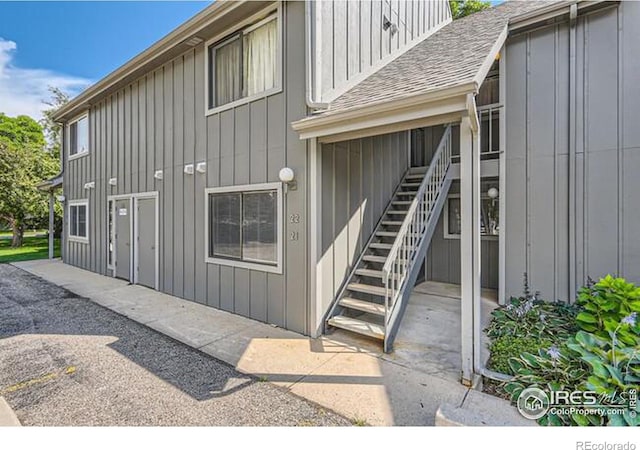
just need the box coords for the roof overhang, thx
[37,174,63,192]
[292,82,476,143]
[292,19,509,143]
[53,0,275,123]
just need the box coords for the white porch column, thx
[460,115,482,386]
[48,191,55,260]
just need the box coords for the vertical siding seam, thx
[553,25,559,301]
[359,139,364,252]
[525,35,530,280]
[583,18,588,282]
[331,1,335,89]
[617,6,623,277]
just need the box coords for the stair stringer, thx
[321,168,417,335]
[383,174,452,353]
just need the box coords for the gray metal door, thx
[136,198,156,289]
[115,199,131,281]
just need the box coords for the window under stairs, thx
[324,125,453,352]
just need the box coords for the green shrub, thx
[576,275,640,346]
[503,275,640,427]
[488,336,552,375]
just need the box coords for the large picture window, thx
[207,12,279,111]
[69,114,89,158]
[205,183,282,273]
[68,200,89,243]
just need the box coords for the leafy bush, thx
[502,275,640,427]
[488,336,552,375]
[576,275,640,346]
[486,274,579,343]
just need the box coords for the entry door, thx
[136,197,156,289]
[115,199,132,280]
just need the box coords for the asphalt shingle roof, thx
[320,1,552,117]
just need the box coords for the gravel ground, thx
[0,264,350,426]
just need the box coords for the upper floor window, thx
[69,114,89,158]
[207,12,280,112]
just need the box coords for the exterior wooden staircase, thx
[324,125,453,352]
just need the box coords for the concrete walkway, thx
[12,259,526,426]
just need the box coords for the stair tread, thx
[402,182,421,187]
[339,297,386,316]
[328,315,385,340]
[408,166,428,174]
[369,242,392,249]
[355,268,384,278]
[376,231,398,237]
[392,201,412,205]
[362,255,388,263]
[347,283,386,296]
[381,221,403,226]
[396,191,418,196]
[386,210,408,215]
[405,173,425,180]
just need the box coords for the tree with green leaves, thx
[449,0,491,19]
[0,114,58,247]
[41,86,70,160]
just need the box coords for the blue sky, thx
[0,1,210,119]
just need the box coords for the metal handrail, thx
[382,124,452,324]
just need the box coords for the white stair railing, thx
[382,125,452,325]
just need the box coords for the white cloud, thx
[0,38,92,120]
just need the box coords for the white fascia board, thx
[473,24,508,89]
[293,84,475,141]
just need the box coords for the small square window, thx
[68,201,89,242]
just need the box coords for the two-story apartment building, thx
[52,0,640,384]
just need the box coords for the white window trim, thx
[68,199,89,244]
[444,194,499,241]
[204,4,283,116]
[107,199,115,270]
[67,112,90,161]
[204,182,284,274]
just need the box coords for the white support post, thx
[308,137,323,337]
[460,116,482,386]
[48,191,55,259]
[498,45,507,306]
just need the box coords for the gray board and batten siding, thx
[63,1,310,334]
[314,0,451,103]
[504,1,640,303]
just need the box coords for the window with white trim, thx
[207,12,279,110]
[68,200,89,242]
[69,114,89,158]
[206,184,282,273]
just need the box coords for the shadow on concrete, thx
[0,264,255,402]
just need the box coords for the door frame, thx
[107,191,159,289]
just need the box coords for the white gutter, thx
[509,0,617,32]
[305,1,329,111]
